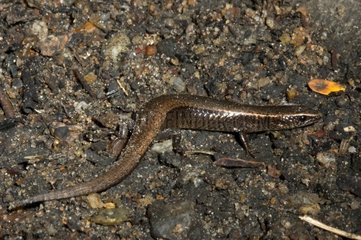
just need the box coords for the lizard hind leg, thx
[237,132,256,158]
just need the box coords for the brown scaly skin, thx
[10,94,321,209]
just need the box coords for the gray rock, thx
[148,200,195,239]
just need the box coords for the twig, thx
[0,87,15,118]
[330,49,338,70]
[300,215,361,240]
[214,157,265,168]
[184,150,216,156]
[117,78,129,96]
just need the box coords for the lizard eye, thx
[299,115,307,121]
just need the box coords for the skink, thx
[11,94,321,209]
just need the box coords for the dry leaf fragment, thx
[74,21,98,33]
[308,79,346,95]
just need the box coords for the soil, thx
[0,0,360,239]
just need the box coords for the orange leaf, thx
[308,79,346,95]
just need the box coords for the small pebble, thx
[87,193,105,209]
[53,126,69,140]
[348,146,356,154]
[286,87,299,101]
[343,126,356,132]
[316,151,336,168]
[39,34,69,57]
[295,45,306,56]
[148,200,195,239]
[350,200,360,210]
[256,77,271,89]
[84,72,97,83]
[151,139,173,154]
[31,20,48,41]
[290,27,308,47]
[104,32,131,62]
[214,178,231,190]
[169,76,186,92]
[280,32,291,44]
[267,165,281,178]
[145,45,157,56]
[45,223,57,236]
[299,203,321,215]
[265,17,275,29]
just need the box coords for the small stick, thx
[214,157,265,168]
[300,215,361,240]
[330,49,338,70]
[184,150,216,156]
[116,78,129,96]
[0,87,15,118]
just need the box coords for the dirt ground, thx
[0,0,360,239]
